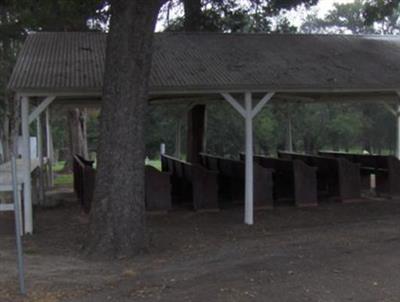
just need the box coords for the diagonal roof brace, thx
[28,96,55,124]
[220,92,275,118]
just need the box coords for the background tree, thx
[297,0,399,154]
[0,0,107,166]
[301,0,374,34]
[302,0,400,34]
[364,0,400,25]
[165,0,318,32]
[363,0,400,33]
[0,1,26,162]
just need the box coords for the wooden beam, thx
[45,109,54,187]
[383,102,397,117]
[28,96,55,124]
[251,92,275,118]
[221,93,246,117]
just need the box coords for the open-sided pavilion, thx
[7,32,400,234]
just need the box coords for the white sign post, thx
[11,155,26,295]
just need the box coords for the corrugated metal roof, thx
[7,32,400,95]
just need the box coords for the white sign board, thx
[17,136,38,159]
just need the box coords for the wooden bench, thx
[161,154,219,210]
[199,153,273,209]
[278,151,361,202]
[145,165,172,212]
[251,155,317,207]
[73,155,171,213]
[319,151,400,197]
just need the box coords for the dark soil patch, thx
[1,192,400,301]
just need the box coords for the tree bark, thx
[183,0,202,31]
[183,0,207,163]
[87,0,163,257]
[65,108,88,170]
[186,105,206,163]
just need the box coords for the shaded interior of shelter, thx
[73,100,400,217]
[8,89,400,231]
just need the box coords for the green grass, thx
[147,160,161,171]
[53,161,66,172]
[52,161,73,186]
[54,174,73,186]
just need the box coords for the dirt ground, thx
[1,191,400,302]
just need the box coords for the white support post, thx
[386,93,400,159]
[286,107,293,152]
[21,96,32,234]
[37,116,45,204]
[45,108,54,187]
[175,119,182,158]
[244,92,254,225]
[203,107,208,152]
[395,92,400,159]
[397,105,400,159]
[160,143,166,156]
[221,91,274,225]
[0,140,3,162]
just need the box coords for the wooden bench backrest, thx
[278,151,337,172]
[319,151,390,170]
[253,155,293,173]
[200,153,245,178]
[75,154,94,167]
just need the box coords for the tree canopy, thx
[162,0,317,32]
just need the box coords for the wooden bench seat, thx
[319,151,400,197]
[161,154,218,210]
[144,166,172,212]
[73,155,172,213]
[252,155,317,207]
[199,153,273,209]
[278,151,361,202]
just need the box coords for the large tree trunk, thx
[183,0,202,31]
[87,0,162,257]
[186,105,206,163]
[183,0,207,163]
[65,108,88,169]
